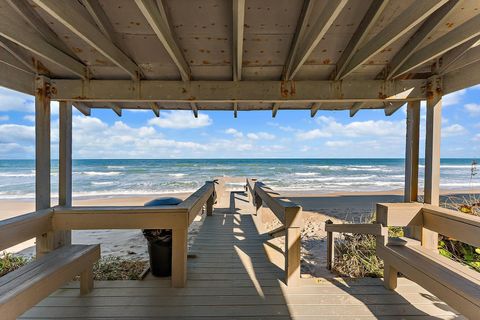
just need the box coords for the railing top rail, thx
[177,181,214,211]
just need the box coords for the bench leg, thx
[383,263,398,290]
[80,265,94,295]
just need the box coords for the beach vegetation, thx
[0,252,30,277]
[91,256,148,280]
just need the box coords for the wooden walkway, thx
[20,191,463,319]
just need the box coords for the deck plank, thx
[20,191,463,319]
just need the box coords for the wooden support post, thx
[325,220,334,270]
[383,262,398,290]
[206,195,214,216]
[423,76,441,250]
[404,100,421,239]
[171,223,188,288]
[58,101,72,245]
[285,206,302,286]
[35,76,52,257]
[80,265,94,295]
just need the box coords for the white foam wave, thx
[107,166,125,169]
[91,181,115,186]
[294,172,317,176]
[0,173,35,177]
[168,173,187,177]
[82,171,122,176]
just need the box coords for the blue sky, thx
[0,85,479,159]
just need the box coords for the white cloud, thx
[247,132,275,140]
[296,128,332,140]
[325,140,350,147]
[0,124,35,143]
[473,133,480,141]
[23,115,35,122]
[442,124,467,137]
[465,103,480,116]
[148,111,212,129]
[443,89,466,107]
[0,115,9,121]
[225,128,243,138]
[0,87,34,112]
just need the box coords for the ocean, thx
[0,159,478,200]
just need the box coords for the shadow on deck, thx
[20,191,463,319]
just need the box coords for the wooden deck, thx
[20,191,463,319]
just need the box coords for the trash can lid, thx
[144,197,183,206]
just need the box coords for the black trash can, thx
[143,197,183,277]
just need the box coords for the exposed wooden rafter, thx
[384,102,405,116]
[111,104,122,117]
[151,102,160,117]
[381,0,460,80]
[0,37,36,73]
[272,103,279,118]
[442,42,480,74]
[0,5,86,79]
[284,0,348,80]
[310,103,320,117]
[443,60,480,94]
[233,0,245,81]
[338,0,447,79]
[190,103,198,118]
[332,0,389,80]
[349,102,364,117]
[393,14,480,78]
[438,37,480,74]
[32,0,141,80]
[73,102,91,116]
[233,103,238,118]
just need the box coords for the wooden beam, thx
[384,102,405,116]
[50,79,427,103]
[383,0,460,79]
[350,102,364,117]
[151,102,160,117]
[111,105,122,117]
[443,42,480,74]
[272,103,279,118]
[80,0,116,42]
[423,77,441,250]
[0,61,35,94]
[233,0,245,81]
[73,102,91,116]
[233,102,238,118]
[394,14,480,78]
[339,0,446,79]
[190,103,198,118]
[404,101,420,203]
[332,0,389,80]
[310,102,320,117]
[33,0,140,80]
[443,60,480,94]
[58,101,73,246]
[6,0,74,56]
[286,0,348,80]
[283,0,315,80]
[0,37,36,73]
[0,6,86,79]
[135,0,190,81]
[438,36,480,74]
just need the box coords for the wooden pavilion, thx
[0,0,479,318]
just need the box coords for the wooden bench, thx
[376,203,480,319]
[0,244,100,319]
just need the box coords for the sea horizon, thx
[1,158,478,200]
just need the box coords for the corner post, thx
[35,76,52,257]
[325,220,334,270]
[423,76,441,250]
[285,206,302,286]
[58,101,73,245]
[404,100,421,239]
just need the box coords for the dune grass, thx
[0,252,30,277]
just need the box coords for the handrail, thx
[178,181,215,223]
[245,178,302,286]
[0,208,53,252]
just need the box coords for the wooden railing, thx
[0,181,216,288]
[246,178,302,286]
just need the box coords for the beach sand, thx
[1,188,478,277]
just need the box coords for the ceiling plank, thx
[443,60,480,94]
[438,36,479,74]
[151,102,160,117]
[0,6,86,79]
[0,61,35,94]
[286,0,348,80]
[339,0,447,79]
[135,0,190,81]
[73,102,91,116]
[283,0,315,81]
[310,103,320,117]
[443,43,480,74]
[33,0,140,80]
[80,0,116,42]
[332,0,389,80]
[382,0,460,79]
[393,14,480,78]
[6,0,75,56]
[0,37,36,73]
[384,102,405,116]
[233,0,245,81]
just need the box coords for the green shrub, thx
[0,252,30,277]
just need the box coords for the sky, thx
[0,84,479,159]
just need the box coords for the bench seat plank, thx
[0,244,100,320]
[378,244,480,319]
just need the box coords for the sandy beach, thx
[1,188,478,277]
